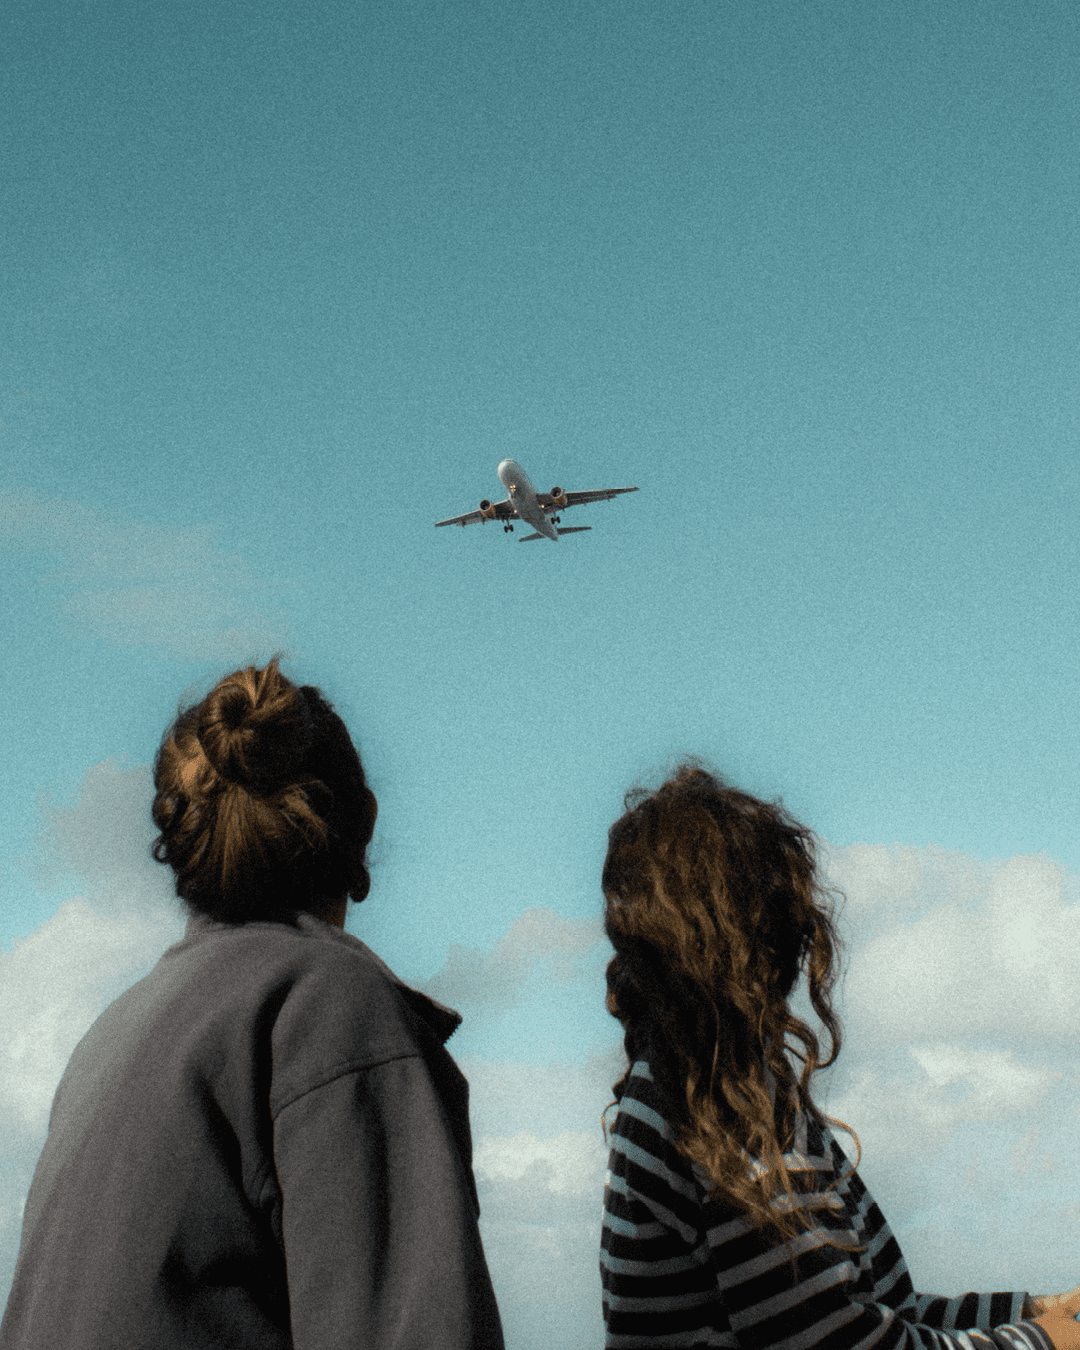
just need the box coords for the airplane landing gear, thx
[504,523,513,533]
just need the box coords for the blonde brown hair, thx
[603,762,857,1244]
[152,659,376,923]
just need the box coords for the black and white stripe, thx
[601,1063,1052,1350]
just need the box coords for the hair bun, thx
[216,683,251,733]
[196,673,312,792]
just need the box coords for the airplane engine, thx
[550,486,565,505]
[479,499,496,519]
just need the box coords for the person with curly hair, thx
[600,762,1079,1350]
[1,659,504,1350]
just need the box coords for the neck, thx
[308,894,348,928]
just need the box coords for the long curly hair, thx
[603,761,857,1244]
[151,658,376,923]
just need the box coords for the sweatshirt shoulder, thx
[166,913,445,1017]
[154,915,461,1112]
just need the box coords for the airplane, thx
[435,459,639,542]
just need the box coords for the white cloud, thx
[833,852,1080,1045]
[799,844,1080,1294]
[475,1130,608,1197]
[0,893,184,1299]
[419,908,603,1018]
[33,759,174,915]
[472,1123,608,1350]
[822,841,989,929]
[910,1044,1059,1116]
[827,1044,1062,1162]
[0,487,292,658]
[3,758,184,1139]
[893,1198,1080,1297]
[479,1208,605,1350]
[442,1055,619,1350]
[0,898,182,1139]
[0,758,188,1294]
[458,1049,624,1138]
[824,842,930,913]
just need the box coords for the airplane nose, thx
[497,458,520,486]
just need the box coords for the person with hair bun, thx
[599,762,1080,1350]
[151,659,377,926]
[1,659,504,1350]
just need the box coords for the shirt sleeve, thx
[601,1071,1053,1350]
[274,1053,504,1350]
[709,1215,1054,1350]
[909,1295,1054,1350]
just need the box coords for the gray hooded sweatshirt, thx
[0,912,505,1350]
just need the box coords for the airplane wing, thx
[434,498,515,527]
[536,486,639,509]
[520,526,593,541]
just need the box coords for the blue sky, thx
[3,1,1080,1344]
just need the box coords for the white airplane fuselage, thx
[497,458,559,541]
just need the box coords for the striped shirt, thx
[601,1062,1052,1350]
